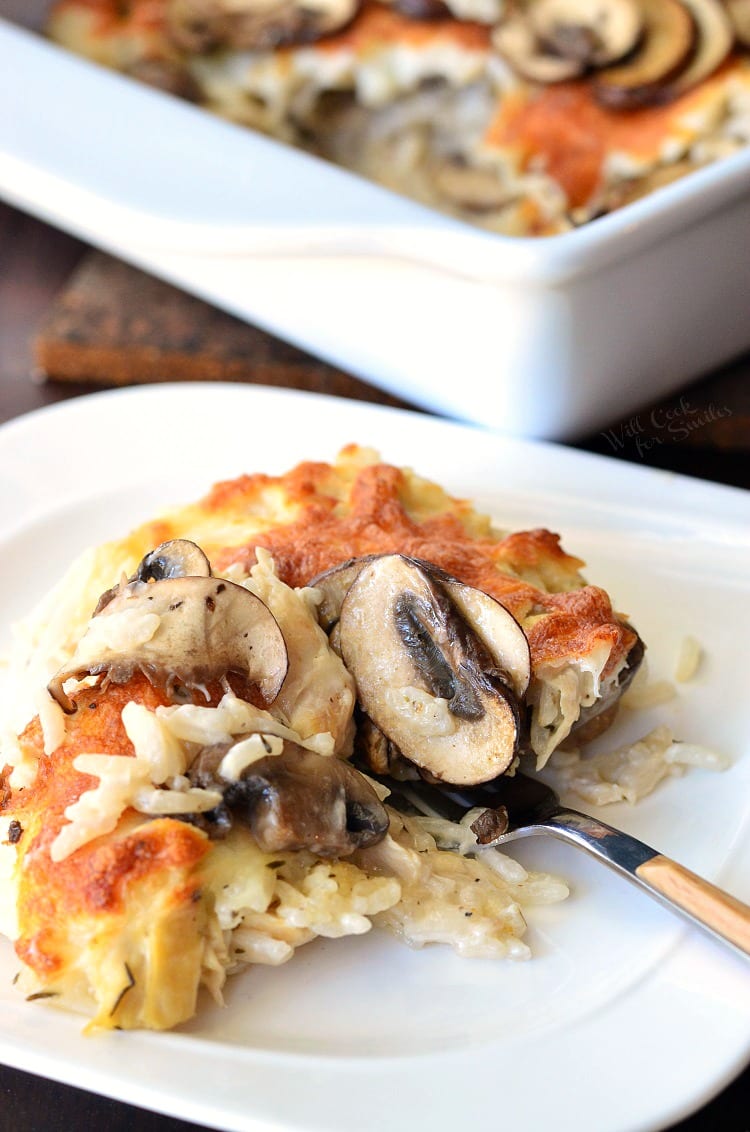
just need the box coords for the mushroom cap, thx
[435,574,531,700]
[188,739,389,856]
[490,0,733,109]
[492,13,585,82]
[662,0,733,97]
[593,0,696,107]
[48,575,288,713]
[530,0,643,66]
[136,539,212,583]
[310,555,380,633]
[94,538,212,615]
[312,553,531,700]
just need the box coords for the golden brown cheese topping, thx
[485,56,749,208]
[11,678,211,1028]
[140,451,635,678]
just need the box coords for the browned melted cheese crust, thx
[485,57,749,209]
[140,450,635,679]
[10,678,211,1028]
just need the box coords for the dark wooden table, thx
[0,200,748,1132]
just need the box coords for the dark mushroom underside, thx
[186,741,389,856]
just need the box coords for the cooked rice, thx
[675,635,703,683]
[356,808,568,959]
[544,725,729,806]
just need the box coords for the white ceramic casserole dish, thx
[1,0,749,440]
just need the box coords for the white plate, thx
[2,8,750,440]
[0,384,749,1132]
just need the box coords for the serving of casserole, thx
[0,444,643,1030]
[0,384,748,1132]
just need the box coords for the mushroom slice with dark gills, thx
[337,555,527,786]
[593,0,696,108]
[528,0,643,68]
[492,12,586,82]
[187,739,389,856]
[420,563,531,700]
[135,539,212,583]
[312,554,531,700]
[48,575,288,714]
[492,0,643,81]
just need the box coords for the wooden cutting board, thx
[33,251,750,457]
[32,251,412,410]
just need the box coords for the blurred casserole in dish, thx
[48,0,750,235]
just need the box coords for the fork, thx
[383,771,750,959]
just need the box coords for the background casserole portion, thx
[48,0,750,235]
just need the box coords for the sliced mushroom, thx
[395,557,531,698]
[726,0,750,46]
[433,574,531,700]
[48,576,288,713]
[310,555,379,632]
[492,12,586,82]
[593,0,696,108]
[166,0,361,53]
[433,160,519,214]
[663,0,733,96]
[338,555,523,785]
[354,713,422,779]
[530,0,643,66]
[94,539,211,615]
[312,553,531,699]
[187,740,389,856]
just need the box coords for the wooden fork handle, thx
[635,855,750,956]
[539,808,750,959]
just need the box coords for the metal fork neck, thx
[511,809,657,875]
